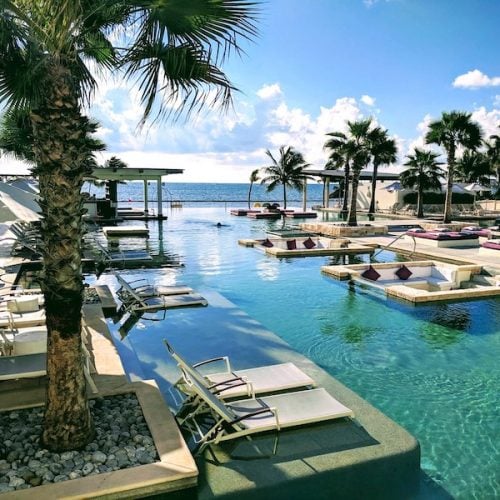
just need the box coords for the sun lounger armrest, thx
[229,406,278,427]
[210,377,255,398]
[193,356,231,372]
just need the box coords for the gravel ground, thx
[0,393,159,492]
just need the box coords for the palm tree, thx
[340,119,374,226]
[247,168,260,208]
[324,133,357,213]
[485,128,499,187]
[455,150,491,186]
[401,149,445,218]
[260,146,310,209]
[425,111,483,223]
[0,0,258,451]
[367,129,398,214]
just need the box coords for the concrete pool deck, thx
[0,304,198,499]
[123,289,421,500]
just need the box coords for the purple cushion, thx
[361,266,381,281]
[261,238,274,248]
[303,237,316,249]
[286,239,297,250]
[395,265,412,280]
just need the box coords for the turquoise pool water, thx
[104,207,499,499]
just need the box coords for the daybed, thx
[102,225,149,237]
[255,236,374,257]
[357,263,458,291]
[479,240,500,256]
[459,226,491,238]
[405,229,479,248]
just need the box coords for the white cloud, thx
[361,95,376,106]
[452,69,500,89]
[471,107,500,138]
[256,83,282,100]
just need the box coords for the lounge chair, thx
[0,324,98,393]
[114,272,193,301]
[116,274,207,313]
[0,293,46,328]
[175,366,354,455]
[165,340,316,402]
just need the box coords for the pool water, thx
[105,207,500,499]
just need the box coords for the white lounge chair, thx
[175,367,354,455]
[114,272,193,301]
[165,340,316,402]
[116,274,207,313]
[0,295,46,329]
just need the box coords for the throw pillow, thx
[361,266,381,281]
[395,265,412,280]
[303,237,316,249]
[261,238,274,248]
[286,239,297,250]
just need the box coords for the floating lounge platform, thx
[247,211,281,219]
[240,236,375,257]
[285,211,318,219]
[102,225,150,237]
[322,260,500,303]
[230,209,261,216]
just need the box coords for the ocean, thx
[84,181,325,208]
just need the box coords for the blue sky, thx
[1,0,499,182]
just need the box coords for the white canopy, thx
[0,182,40,222]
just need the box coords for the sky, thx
[1,0,499,182]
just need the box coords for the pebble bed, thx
[0,394,159,493]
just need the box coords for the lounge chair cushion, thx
[303,237,316,249]
[361,266,381,281]
[261,238,274,248]
[7,297,40,313]
[286,239,297,250]
[395,265,412,281]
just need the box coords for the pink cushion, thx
[395,265,412,280]
[286,239,297,250]
[361,266,381,281]
[303,237,316,249]
[261,238,274,248]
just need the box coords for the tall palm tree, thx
[401,148,445,218]
[260,146,310,209]
[0,0,258,451]
[425,111,483,223]
[324,133,357,213]
[340,119,374,226]
[247,168,260,208]
[367,129,398,214]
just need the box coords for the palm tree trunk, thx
[30,64,94,451]
[417,185,424,218]
[368,163,378,214]
[248,182,253,209]
[283,184,287,209]
[342,162,350,213]
[443,144,456,223]
[347,171,359,226]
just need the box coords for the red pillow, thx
[361,266,381,281]
[261,238,274,248]
[286,239,297,250]
[395,265,412,280]
[303,237,316,249]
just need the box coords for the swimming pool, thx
[104,207,500,499]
